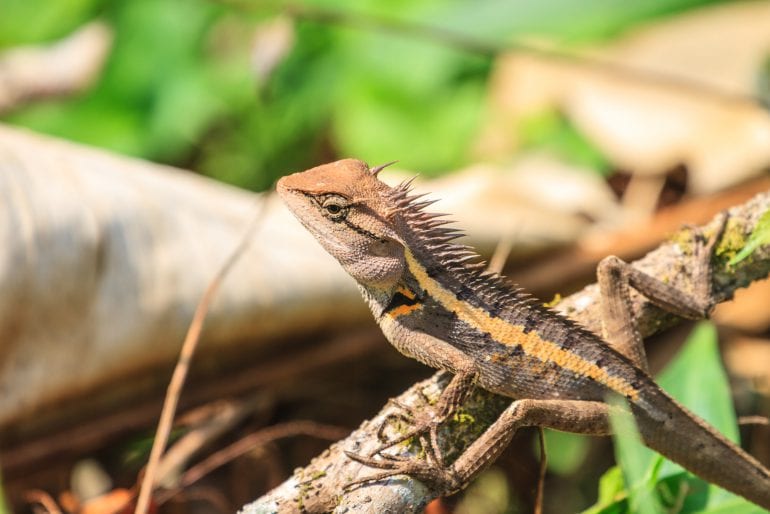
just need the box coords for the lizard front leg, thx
[368,366,477,468]
[346,399,611,495]
[346,325,480,479]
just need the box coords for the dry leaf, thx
[479,1,770,195]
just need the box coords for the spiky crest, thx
[370,160,399,177]
[382,177,601,336]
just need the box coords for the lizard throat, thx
[402,248,640,400]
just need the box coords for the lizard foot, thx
[374,399,419,443]
[686,212,729,316]
[369,405,448,467]
[343,450,464,496]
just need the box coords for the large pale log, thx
[0,125,364,431]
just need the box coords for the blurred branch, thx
[508,176,770,297]
[0,21,112,114]
[242,190,770,513]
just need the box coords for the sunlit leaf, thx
[583,322,762,513]
[608,397,665,514]
[581,466,628,514]
[542,429,590,475]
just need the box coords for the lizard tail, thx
[633,388,770,509]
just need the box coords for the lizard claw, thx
[343,450,464,495]
[345,449,400,469]
[691,212,729,316]
[369,411,445,465]
[375,410,416,443]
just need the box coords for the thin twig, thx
[134,200,268,514]
[534,428,547,514]
[157,420,349,505]
[154,397,270,489]
[487,234,515,276]
[24,490,63,514]
[739,415,770,426]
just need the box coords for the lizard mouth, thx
[276,176,292,197]
[278,186,351,254]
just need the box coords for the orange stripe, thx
[388,302,423,318]
[397,286,416,300]
[403,249,639,400]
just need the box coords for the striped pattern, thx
[403,248,640,400]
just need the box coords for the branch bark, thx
[242,190,770,514]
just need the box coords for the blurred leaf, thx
[598,466,626,503]
[658,322,738,443]
[454,468,516,514]
[0,0,103,46]
[0,470,7,514]
[518,111,611,174]
[4,0,230,158]
[419,0,724,43]
[608,397,665,514]
[582,466,628,514]
[5,96,147,153]
[695,498,770,514]
[759,55,770,109]
[729,209,770,265]
[584,322,762,513]
[542,429,591,475]
[147,67,226,161]
[654,321,747,509]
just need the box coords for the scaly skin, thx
[278,158,770,509]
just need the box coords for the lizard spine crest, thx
[385,179,641,400]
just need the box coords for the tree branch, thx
[241,190,770,514]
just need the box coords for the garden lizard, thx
[277,158,770,509]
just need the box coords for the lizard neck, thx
[357,268,423,319]
[358,283,394,318]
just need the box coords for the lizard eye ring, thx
[320,195,349,221]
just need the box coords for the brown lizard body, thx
[278,158,770,509]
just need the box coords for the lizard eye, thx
[320,195,349,221]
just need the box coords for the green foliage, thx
[0,0,103,46]
[583,322,768,514]
[455,467,519,514]
[414,0,724,44]
[607,397,666,514]
[729,209,770,266]
[0,470,7,514]
[587,466,627,514]
[758,54,770,109]
[542,428,591,475]
[0,0,726,190]
[518,111,611,174]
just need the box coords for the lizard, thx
[277,158,770,509]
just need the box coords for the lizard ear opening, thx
[370,160,398,177]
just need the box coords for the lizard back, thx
[382,179,651,403]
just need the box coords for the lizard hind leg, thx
[597,213,728,371]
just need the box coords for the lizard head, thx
[277,159,407,287]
